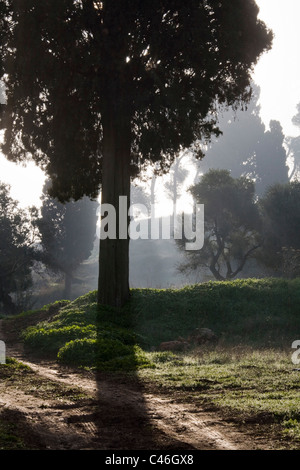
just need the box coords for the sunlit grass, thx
[138,347,300,444]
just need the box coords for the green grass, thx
[19,277,300,365]
[139,347,300,445]
[129,277,300,349]
[9,277,300,446]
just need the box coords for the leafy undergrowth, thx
[20,277,300,360]
[5,277,300,446]
[20,291,152,371]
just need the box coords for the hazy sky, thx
[254,0,300,137]
[1,0,300,208]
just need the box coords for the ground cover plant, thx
[8,277,300,446]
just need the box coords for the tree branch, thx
[229,244,261,279]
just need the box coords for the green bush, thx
[57,337,154,371]
[97,323,138,345]
[57,337,132,367]
[99,346,155,371]
[57,338,97,366]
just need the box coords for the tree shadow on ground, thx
[93,302,197,450]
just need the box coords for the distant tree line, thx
[196,84,290,197]
[176,87,300,282]
[0,180,98,314]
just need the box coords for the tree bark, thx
[98,94,131,308]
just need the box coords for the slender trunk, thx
[98,96,131,308]
[209,264,225,281]
[64,272,73,300]
[0,282,16,314]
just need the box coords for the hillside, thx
[1,277,300,450]
[12,277,300,366]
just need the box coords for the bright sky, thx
[254,0,300,137]
[0,0,300,209]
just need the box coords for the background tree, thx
[286,103,300,181]
[198,85,289,195]
[0,0,272,307]
[254,120,289,196]
[0,182,38,313]
[164,153,189,216]
[37,181,99,299]
[199,84,265,179]
[259,181,300,277]
[177,169,261,281]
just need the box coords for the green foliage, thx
[140,348,300,447]
[99,346,153,372]
[57,338,152,371]
[0,357,31,371]
[22,325,96,355]
[0,1,272,199]
[259,181,300,276]
[57,338,97,367]
[177,169,261,281]
[0,182,38,314]
[21,290,152,370]
[20,278,300,372]
[130,278,300,348]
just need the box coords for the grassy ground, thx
[3,277,300,447]
[141,348,300,444]
[0,358,87,450]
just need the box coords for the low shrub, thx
[57,337,154,371]
[22,325,96,355]
[57,338,97,366]
[97,323,138,345]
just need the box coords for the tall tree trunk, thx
[98,95,131,308]
[64,271,73,300]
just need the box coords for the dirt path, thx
[0,320,279,451]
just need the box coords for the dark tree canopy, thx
[0,0,272,306]
[0,1,272,194]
